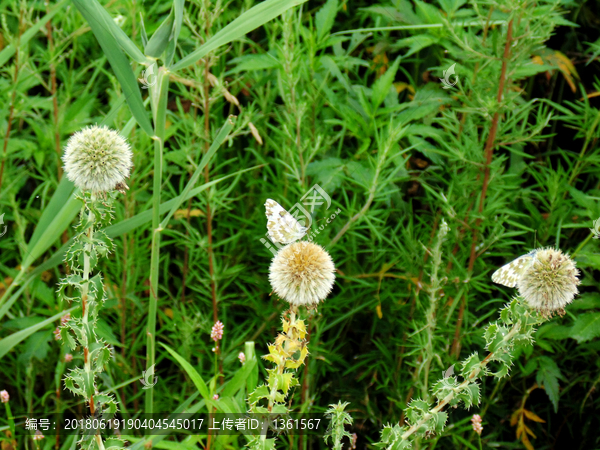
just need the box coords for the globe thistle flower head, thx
[269,241,335,307]
[517,248,580,317]
[62,125,132,193]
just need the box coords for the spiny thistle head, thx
[269,241,335,307]
[62,125,132,193]
[517,248,580,317]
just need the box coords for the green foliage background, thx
[1,0,600,448]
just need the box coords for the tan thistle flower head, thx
[269,241,335,307]
[517,247,580,317]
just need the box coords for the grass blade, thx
[170,0,309,71]
[0,307,76,360]
[73,0,148,64]
[73,0,154,136]
[165,0,185,66]
[160,116,236,228]
[0,166,260,319]
[221,358,257,397]
[0,0,69,67]
[160,343,213,405]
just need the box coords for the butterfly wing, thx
[265,199,307,244]
[491,252,536,287]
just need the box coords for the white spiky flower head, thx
[517,247,580,317]
[269,241,335,307]
[62,125,132,193]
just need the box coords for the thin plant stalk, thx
[145,67,170,415]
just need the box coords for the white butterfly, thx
[265,199,308,244]
[491,250,538,288]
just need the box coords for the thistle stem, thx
[400,321,522,441]
[80,195,103,446]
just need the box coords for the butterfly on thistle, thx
[265,199,308,244]
[491,250,538,288]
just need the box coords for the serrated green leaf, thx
[315,0,339,42]
[536,356,562,412]
[570,312,600,343]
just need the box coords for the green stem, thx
[81,196,104,446]
[400,321,522,441]
[421,223,447,399]
[145,68,170,415]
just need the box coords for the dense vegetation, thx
[1,0,599,448]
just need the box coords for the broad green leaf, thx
[221,358,257,397]
[171,0,309,71]
[415,0,443,23]
[160,343,213,405]
[73,0,154,136]
[245,342,259,394]
[315,0,339,42]
[165,0,185,66]
[25,176,75,259]
[226,53,282,76]
[536,356,563,413]
[145,10,175,58]
[73,0,148,64]
[569,312,600,343]
[0,308,76,360]
[371,57,401,109]
[306,157,346,192]
[212,396,243,414]
[0,0,69,67]
[395,35,438,57]
[22,191,80,269]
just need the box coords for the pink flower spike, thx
[211,321,224,342]
[238,352,246,365]
[0,390,9,403]
[471,414,483,435]
[61,313,71,326]
[33,430,44,440]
